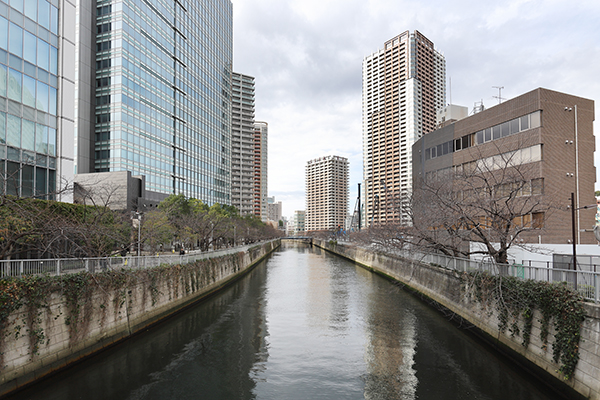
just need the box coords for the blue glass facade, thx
[0,0,59,198]
[94,0,232,204]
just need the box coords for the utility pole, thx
[571,192,577,272]
[357,183,361,231]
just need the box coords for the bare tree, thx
[0,172,133,260]
[406,138,554,264]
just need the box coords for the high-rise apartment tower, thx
[231,72,255,216]
[305,155,348,232]
[363,31,445,226]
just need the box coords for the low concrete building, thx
[74,171,166,211]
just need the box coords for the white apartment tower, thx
[305,155,349,232]
[363,31,445,226]
[231,72,256,216]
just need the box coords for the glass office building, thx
[0,0,61,198]
[90,0,233,204]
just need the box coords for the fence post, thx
[86,259,90,273]
[19,260,24,277]
[56,260,61,276]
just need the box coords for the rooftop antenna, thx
[493,86,505,104]
[472,99,485,115]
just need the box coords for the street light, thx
[133,211,143,256]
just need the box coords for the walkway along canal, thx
[4,242,576,399]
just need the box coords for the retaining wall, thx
[314,239,600,400]
[0,240,280,397]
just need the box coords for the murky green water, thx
[10,243,566,399]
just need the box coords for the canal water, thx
[11,243,566,400]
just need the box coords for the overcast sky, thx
[232,0,600,219]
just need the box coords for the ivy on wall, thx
[464,273,586,380]
[0,251,248,369]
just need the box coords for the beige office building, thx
[363,31,446,226]
[254,122,268,222]
[305,155,349,232]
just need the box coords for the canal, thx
[10,243,565,400]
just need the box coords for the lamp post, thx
[135,211,142,256]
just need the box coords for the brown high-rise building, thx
[305,156,349,232]
[363,31,446,227]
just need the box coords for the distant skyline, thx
[232,0,600,218]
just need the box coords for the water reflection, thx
[11,243,565,400]
[361,265,418,400]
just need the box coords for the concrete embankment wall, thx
[0,240,280,397]
[314,239,600,400]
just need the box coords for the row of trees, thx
[0,195,130,260]
[144,194,281,253]
[0,192,281,260]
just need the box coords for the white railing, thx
[0,241,274,279]
[388,247,600,303]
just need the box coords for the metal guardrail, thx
[389,248,600,303]
[0,241,273,279]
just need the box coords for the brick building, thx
[413,87,595,246]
